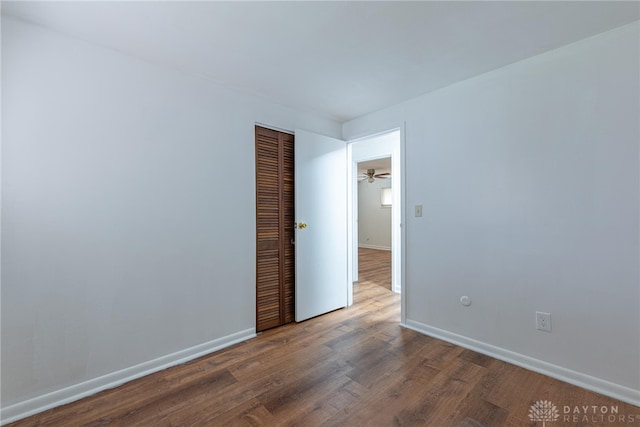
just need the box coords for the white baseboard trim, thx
[358,244,391,251]
[0,328,256,425]
[402,319,640,407]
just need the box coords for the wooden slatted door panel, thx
[255,126,295,331]
[281,135,295,324]
[256,128,280,330]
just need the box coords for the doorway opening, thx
[348,129,403,317]
[356,157,393,292]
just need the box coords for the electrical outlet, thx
[536,311,551,332]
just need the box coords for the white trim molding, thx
[402,320,640,407]
[0,329,256,425]
[358,244,391,251]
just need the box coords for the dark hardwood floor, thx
[358,247,391,291]
[7,262,639,426]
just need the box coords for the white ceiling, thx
[358,158,391,175]
[3,1,638,122]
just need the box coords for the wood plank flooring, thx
[358,248,391,291]
[7,265,639,426]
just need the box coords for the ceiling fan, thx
[358,169,390,183]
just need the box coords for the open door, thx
[295,129,348,322]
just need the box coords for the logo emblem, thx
[529,400,560,426]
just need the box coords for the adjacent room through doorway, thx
[349,129,402,309]
[356,158,393,291]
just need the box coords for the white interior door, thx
[295,129,348,322]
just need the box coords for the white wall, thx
[1,17,341,419]
[358,177,391,250]
[344,22,640,404]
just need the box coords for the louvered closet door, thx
[255,126,295,331]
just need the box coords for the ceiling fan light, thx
[367,177,374,183]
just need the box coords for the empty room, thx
[2,1,639,426]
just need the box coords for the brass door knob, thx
[296,222,308,229]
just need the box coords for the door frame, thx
[347,125,406,325]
